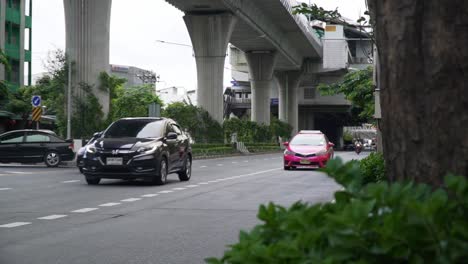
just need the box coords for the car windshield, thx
[103,119,165,139]
[290,134,325,146]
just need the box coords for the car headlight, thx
[284,150,295,155]
[86,145,97,153]
[136,145,157,154]
[316,150,328,156]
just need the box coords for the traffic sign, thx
[32,107,42,122]
[31,95,41,107]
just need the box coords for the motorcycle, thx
[354,141,363,155]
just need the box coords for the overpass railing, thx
[279,0,323,45]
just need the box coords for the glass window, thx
[26,133,51,143]
[104,119,165,139]
[290,134,326,146]
[0,132,24,143]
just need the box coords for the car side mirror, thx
[283,142,289,146]
[166,132,178,140]
[329,142,335,147]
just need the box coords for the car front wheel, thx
[178,156,192,181]
[146,158,168,185]
[45,151,61,167]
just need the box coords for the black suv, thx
[82,117,192,185]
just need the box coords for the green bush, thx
[206,159,468,264]
[360,152,386,184]
[247,146,281,153]
[223,118,291,143]
[192,143,232,149]
[192,147,236,156]
[343,131,353,143]
[163,102,223,143]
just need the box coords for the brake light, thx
[68,142,74,150]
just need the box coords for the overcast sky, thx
[32,0,366,91]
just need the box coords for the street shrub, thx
[247,146,281,153]
[192,143,232,149]
[360,152,386,184]
[223,118,291,143]
[206,158,468,264]
[192,147,236,157]
[163,102,224,143]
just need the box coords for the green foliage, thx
[360,152,386,184]
[292,2,342,23]
[192,147,236,157]
[71,82,105,139]
[270,118,292,140]
[343,131,354,142]
[163,102,223,143]
[207,159,468,264]
[0,48,10,102]
[111,84,162,121]
[192,143,232,149]
[223,118,291,143]
[318,67,375,121]
[2,50,68,133]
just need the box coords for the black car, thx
[82,117,192,185]
[0,129,75,167]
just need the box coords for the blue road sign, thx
[31,95,41,107]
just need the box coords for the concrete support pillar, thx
[63,0,112,116]
[245,51,277,125]
[184,13,237,124]
[275,72,289,122]
[275,71,302,134]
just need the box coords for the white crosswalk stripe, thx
[38,214,68,220]
[0,222,32,228]
[71,208,98,213]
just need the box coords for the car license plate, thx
[300,159,311,165]
[106,157,123,165]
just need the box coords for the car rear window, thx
[103,119,165,139]
[290,134,326,146]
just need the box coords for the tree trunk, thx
[367,0,468,186]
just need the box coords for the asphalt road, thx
[0,151,368,264]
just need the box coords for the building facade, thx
[0,0,32,91]
[109,64,157,88]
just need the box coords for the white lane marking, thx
[158,190,173,194]
[172,187,186,191]
[232,161,238,164]
[37,214,68,220]
[121,198,141,202]
[207,180,218,183]
[216,164,223,166]
[3,171,31,174]
[62,180,81,183]
[186,185,199,188]
[0,188,12,191]
[99,202,121,207]
[141,194,159,198]
[200,166,207,168]
[71,208,98,213]
[0,222,32,228]
[243,160,249,162]
[263,158,268,160]
[198,182,209,185]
